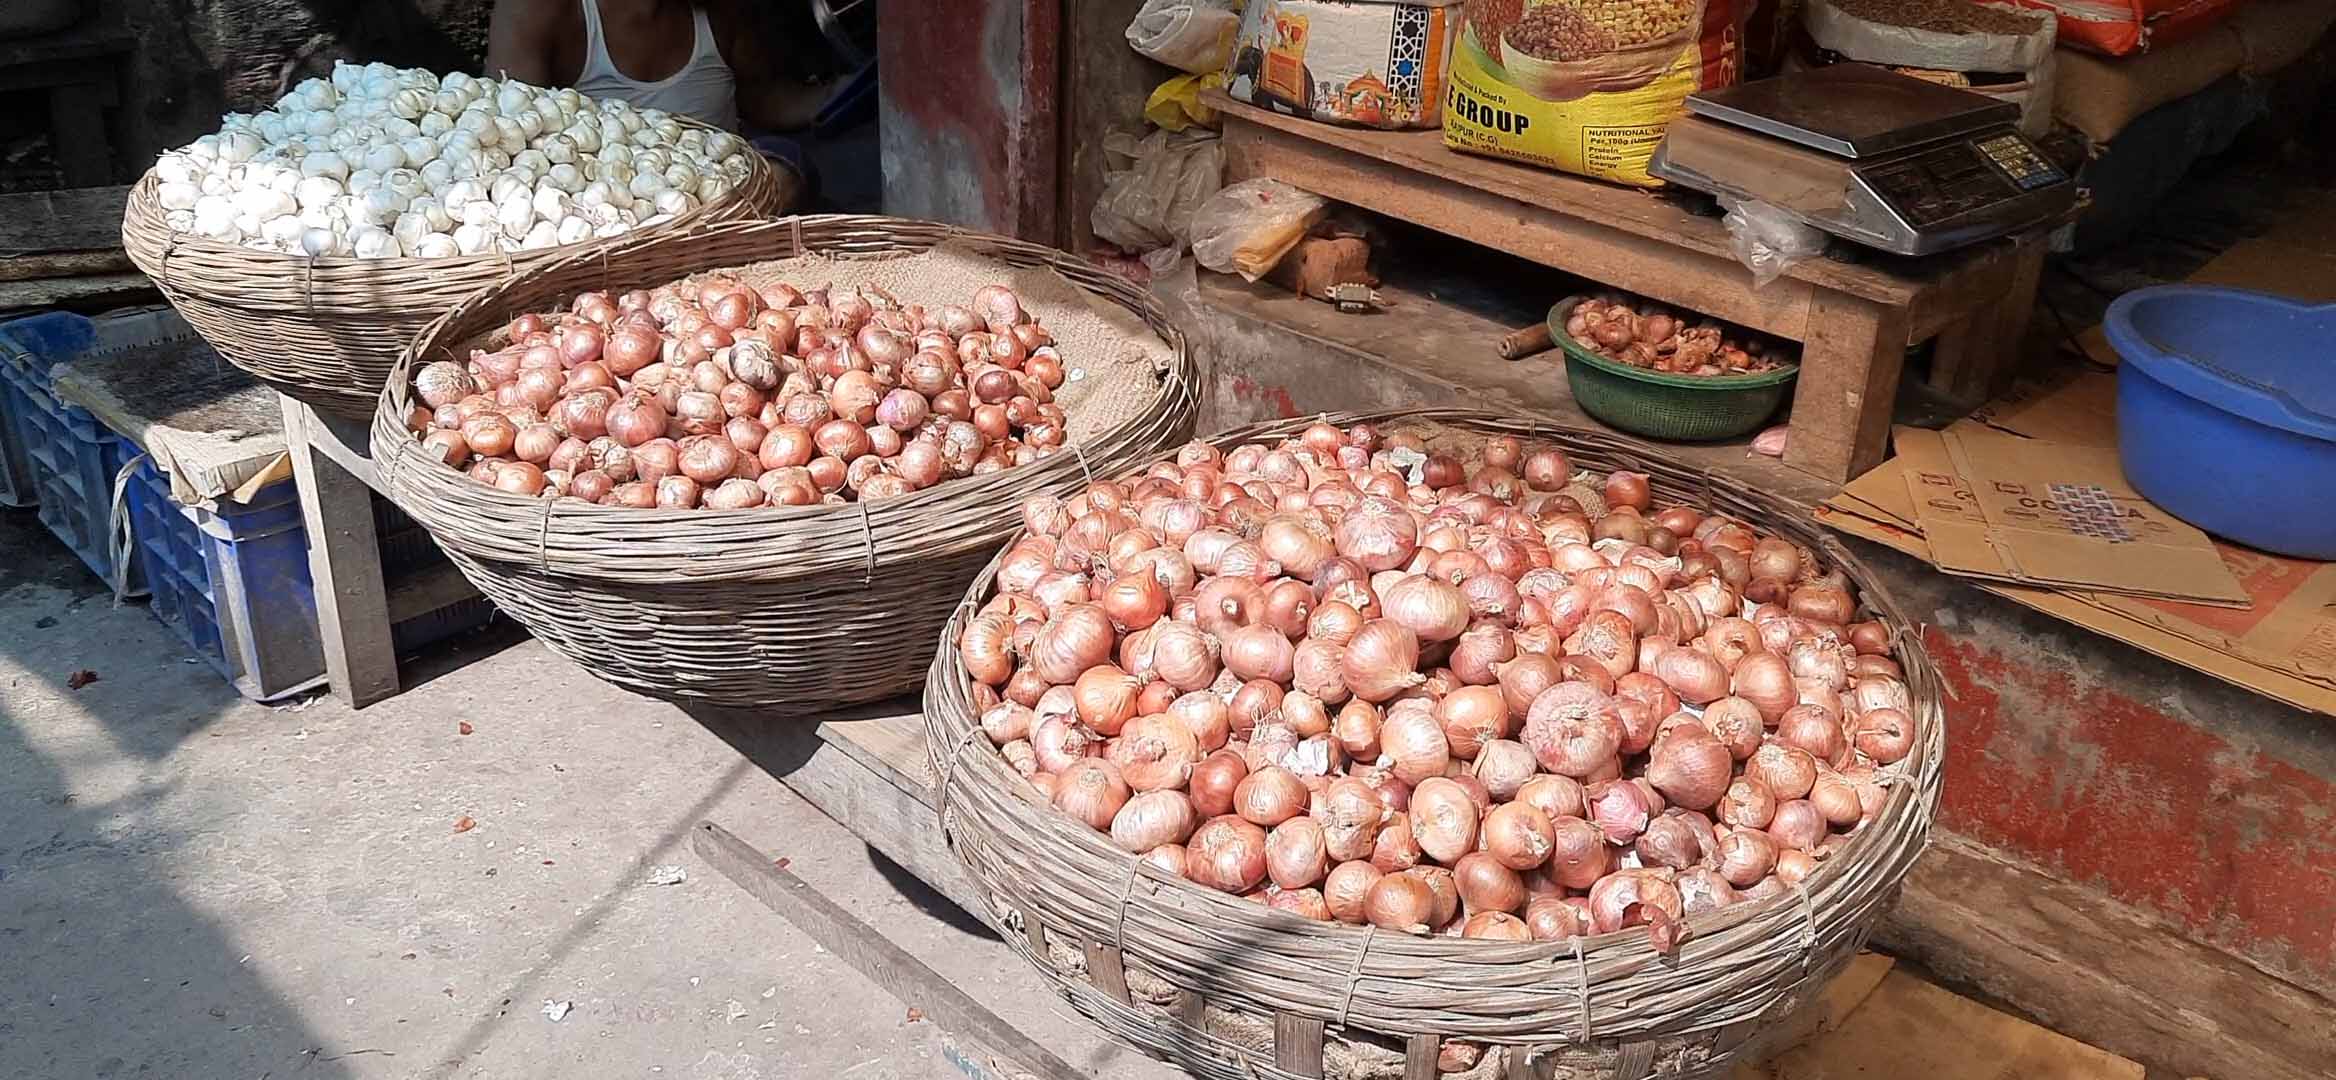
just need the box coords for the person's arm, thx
[707,2,827,132]
[485,0,562,84]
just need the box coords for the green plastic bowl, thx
[1549,297,1798,442]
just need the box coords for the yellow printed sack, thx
[1443,0,1744,187]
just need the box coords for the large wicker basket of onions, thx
[923,410,1943,1080]
[371,214,1197,708]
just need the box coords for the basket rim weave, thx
[922,408,1945,1054]
[1548,296,1801,390]
[369,213,1198,586]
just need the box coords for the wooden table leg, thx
[280,396,399,707]
[1928,245,2046,402]
[1786,289,1908,483]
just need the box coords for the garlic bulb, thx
[151,61,750,258]
[453,222,494,255]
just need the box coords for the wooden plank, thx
[1930,245,2046,401]
[0,185,132,253]
[1728,952,1896,1075]
[1274,1013,1326,1079]
[0,249,132,282]
[692,821,1096,1080]
[688,704,989,915]
[1219,115,1820,343]
[382,560,481,624]
[1083,940,1132,1005]
[279,396,399,707]
[0,272,152,311]
[1209,91,2021,309]
[1877,832,2334,1080]
[1784,291,1908,482]
[294,406,387,495]
[1748,968,2144,1080]
[1403,1033,1441,1080]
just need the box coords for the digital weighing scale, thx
[1648,64,2076,257]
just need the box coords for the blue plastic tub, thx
[2105,285,2336,560]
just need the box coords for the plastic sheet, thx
[1720,195,1828,289]
[1190,179,1328,282]
[1091,129,1226,269]
[1125,0,1241,74]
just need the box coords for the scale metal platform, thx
[1649,64,2076,256]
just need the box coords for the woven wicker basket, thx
[371,215,1198,708]
[923,410,1945,1080]
[121,125,783,418]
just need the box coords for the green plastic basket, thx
[1549,297,1798,442]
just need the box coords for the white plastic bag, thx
[1190,178,1328,281]
[1126,0,1241,75]
[1092,129,1225,265]
[1720,195,1829,289]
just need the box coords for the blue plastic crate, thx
[124,458,319,700]
[124,460,498,702]
[0,374,31,508]
[0,308,201,588]
[0,358,140,591]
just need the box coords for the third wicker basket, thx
[923,410,1945,1080]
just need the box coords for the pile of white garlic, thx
[149,61,756,259]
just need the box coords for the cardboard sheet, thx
[1822,392,2336,714]
[1898,426,2247,604]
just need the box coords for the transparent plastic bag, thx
[1125,0,1241,75]
[1189,179,1328,281]
[1091,129,1225,262]
[1720,195,1829,289]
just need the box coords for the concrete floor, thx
[0,506,1182,1080]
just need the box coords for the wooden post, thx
[1786,291,1909,482]
[1929,245,2046,402]
[1274,1012,1327,1078]
[692,821,1094,1080]
[279,395,398,707]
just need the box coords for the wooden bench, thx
[278,398,484,708]
[1208,90,2047,482]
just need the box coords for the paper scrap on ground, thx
[645,865,687,886]
[542,1000,572,1022]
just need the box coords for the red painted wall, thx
[1925,628,2336,989]
[876,0,1059,240]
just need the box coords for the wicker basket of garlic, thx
[122,60,783,417]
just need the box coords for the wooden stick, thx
[1498,323,1555,361]
[692,821,1096,1080]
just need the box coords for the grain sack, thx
[1223,0,1463,130]
[1444,0,1746,187]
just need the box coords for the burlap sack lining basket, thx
[371,214,1199,709]
[120,120,782,418]
[923,410,1945,1080]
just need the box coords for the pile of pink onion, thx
[401,278,1069,508]
[958,423,1915,950]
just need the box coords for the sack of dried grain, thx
[1443,0,1747,187]
[1803,0,2058,135]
